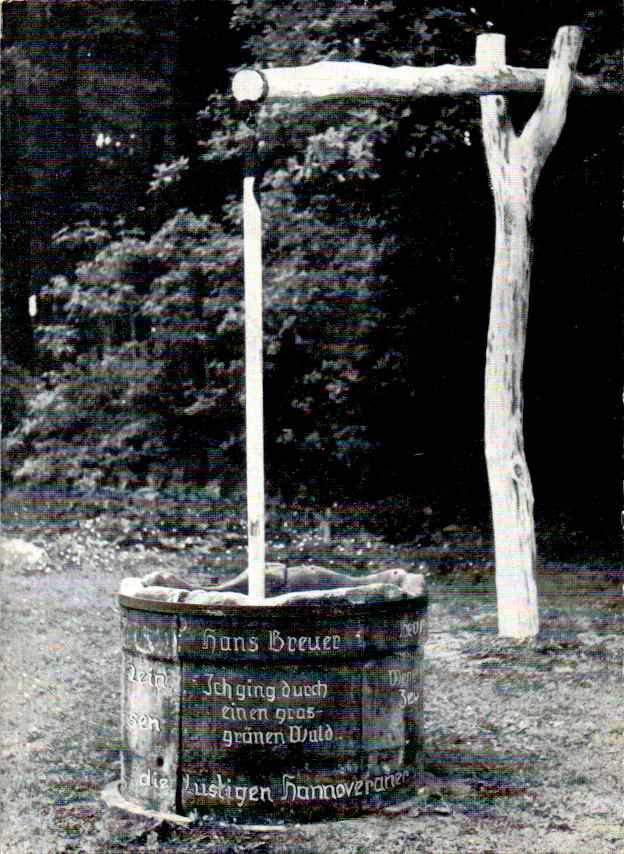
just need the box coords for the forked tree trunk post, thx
[477,27,583,637]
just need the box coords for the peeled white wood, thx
[232,61,618,103]
[478,28,583,638]
[243,173,265,600]
[232,69,267,102]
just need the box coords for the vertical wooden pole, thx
[477,28,583,637]
[243,140,265,600]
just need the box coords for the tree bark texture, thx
[478,28,583,637]
[232,58,617,104]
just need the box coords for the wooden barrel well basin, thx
[118,566,427,821]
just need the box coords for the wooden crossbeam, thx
[232,60,621,103]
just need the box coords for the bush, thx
[7,199,381,499]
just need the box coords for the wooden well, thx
[119,590,427,821]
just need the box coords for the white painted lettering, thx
[399,619,426,639]
[388,667,420,687]
[126,663,169,690]
[139,769,169,789]
[126,712,161,732]
[234,679,276,703]
[399,689,419,708]
[274,706,317,725]
[203,630,259,653]
[280,769,411,802]
[222,729,286,748]
[182,773,273,804]
[269,630,341,654]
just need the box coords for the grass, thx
[0,493,621,853]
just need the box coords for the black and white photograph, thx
[1,2,621,852]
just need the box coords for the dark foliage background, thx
[2,1,621,548]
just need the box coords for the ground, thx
[0,493,621,854]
